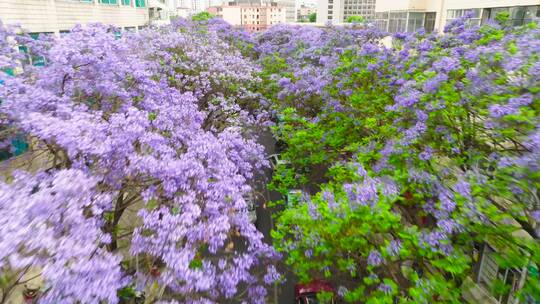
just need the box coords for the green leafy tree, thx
[263,15,540,303]
[191,11,214,21]
[346,15,365,23]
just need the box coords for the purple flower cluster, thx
[0,20,279,303]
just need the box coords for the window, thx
[135,0,145,7]
[424,12,436,33]
[446,8,481,26]
[122,0,131,5]
[476,245,525,304]
[0,133,29,161]
[100,0,118,4]
[509,5,539,26]
[407,12,424,32]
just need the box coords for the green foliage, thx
[191,12,214,22]
[309,13,317,23]
[262,14,540,303]
[346,15,365,23]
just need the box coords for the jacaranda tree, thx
[264,14,540,303]
[0,20,279,303]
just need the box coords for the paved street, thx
[254,129,297,304]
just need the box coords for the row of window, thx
[374,6,537,34]
[72,0,146,7]
[446,5,539,27]
[374,11,435,33]
[344,10,374,15]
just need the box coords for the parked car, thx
[295,280,336,304]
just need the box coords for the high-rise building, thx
[207,1,286,31]
[275,0,297,22]
[374,0,540,34]
[232,0,295,22]
[297,3,316,22]
[317,0,375,24]
[0,0,149,35]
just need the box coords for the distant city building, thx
[149,0,176,25]
[374,0,540,34]
[207,1,286,31]
[275,0,297,22]
[231,0,295,22]
[297,4,316,22]
[317,0,375,24]
[0,0,149,35]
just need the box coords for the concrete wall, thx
[221,7,241,25]
[0,0,149,34]
[445,0,540,10]
[316,0,343,24]
[375,0,430,12]
[374,0,538,33]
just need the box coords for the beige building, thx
[317,0,375,24]
[207,2,286,31]
[374,0,540,33]
[297,4,315,22]
[0,0,149,35]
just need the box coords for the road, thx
[253,129,297,304]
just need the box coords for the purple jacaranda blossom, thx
[337,286,349,298]
[367,250,383,266]
[378,283,393,295]
[432,56,460,73]
[307,200,321,220]
[417,40,433,52]
[0,21,280,303]
[387,240,402,257]
[532,211,540,222]
[360,43,380,56]
[322,190,338,210]
[419,146,433,161]
[437,218,457,233]
[395,89,422,108]
[454,180,471,200]
[423,73,448,93]
[488,104,518,118]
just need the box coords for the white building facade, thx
[207,2,286,31]
[317,0,375,24]
[275,0,297,22]
[374,0,540,34]
[0,0,149,35]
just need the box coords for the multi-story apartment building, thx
[275,0,297,22]
[297,3,316,22]
[207,1,286,31]
[0,0,149,35]
[374,0,540,34]
[316,0,375,24]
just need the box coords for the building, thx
[317,0,375,25]
[149,0,173,25]
[297,3,316,22]
[0,0,149,35]
[207,1,286,31]
[374,0,540,34]
[275,0,297,22]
